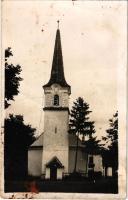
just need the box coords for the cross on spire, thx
[57,20,60,29]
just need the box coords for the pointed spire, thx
[43,22,70,89]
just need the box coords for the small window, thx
[55,127,57,133]
[54,95,59,106]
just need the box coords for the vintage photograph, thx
[1,0,127,198]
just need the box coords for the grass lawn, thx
[5,177,118,193]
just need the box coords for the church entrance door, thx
[46,156,64,180]
[50,166,57,180]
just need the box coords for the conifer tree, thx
[69,97,95,172]
[84,136,101,155]
[102,111,118,177]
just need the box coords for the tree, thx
[102,111,118,177]
[84,136,101,155]
[5,47,23,108]
[69,97,95,172]
[4,48,36,181]
[4,114,36,180]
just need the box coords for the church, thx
[28,24,103,180]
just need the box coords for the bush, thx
[94,171,102,179]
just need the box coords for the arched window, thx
[54,95,59,106]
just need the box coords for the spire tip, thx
[57,20,60,29]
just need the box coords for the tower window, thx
[54,95,59,106]
[55,127,57,133]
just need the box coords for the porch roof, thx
[46,156,64,168]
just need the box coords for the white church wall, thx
[93,155,103,172]
[69,148,87,173]
[45,93,52,107]
[42,110,69,173]
[28,149,42,176]
[107,167,112,176]
[61,92,69,107]
[42,149,68,174]
[57,168,63,179]
[43,111,69,147]
[45,168,50,179]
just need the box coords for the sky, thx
[3,0,127,139]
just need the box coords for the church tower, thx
[42,22,71,180]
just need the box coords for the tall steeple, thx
[42,22,70,179]
[43,21,70,90]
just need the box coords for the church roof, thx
[29,133,84,149]
[43,27,70,89]
[46,156,64,168]
[30,134,43,147]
